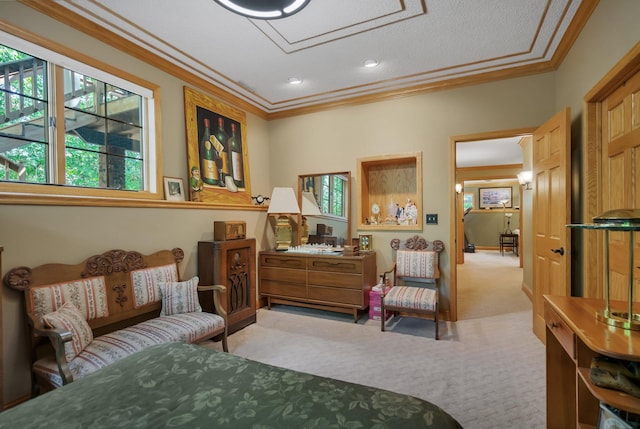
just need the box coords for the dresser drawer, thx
[308,271,362,289]
[308,258,363,274]
[545,301,575,359]
[308,285,363,307]
[260,266,306,284]
[260,279,307,299]
[260,254,306,270]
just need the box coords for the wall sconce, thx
[518,170,533,190]
[300,191,321,244]
[455,183,463,194]
[267,187,300,251]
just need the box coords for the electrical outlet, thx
[426,213,438,225]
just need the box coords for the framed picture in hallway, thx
[479,187,512,209]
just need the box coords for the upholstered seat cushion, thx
[32,311,225,388]
[384,286,437,311]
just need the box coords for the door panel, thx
[600,69,640,303]
[532,107,571,342]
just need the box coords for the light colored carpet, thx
[457,250,530,320]
[203,294,546,428]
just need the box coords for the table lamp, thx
[301,191,321,244]
[568,209,640,330]
[267,187,300,251]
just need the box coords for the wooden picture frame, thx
[184,86,251,205]
[479,187,512,208]
[163,176,185,201]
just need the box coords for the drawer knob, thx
[550,322,559,329]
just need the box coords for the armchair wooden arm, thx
[197,284,229,352]
[29,314,74,386]
[197,284,228,319]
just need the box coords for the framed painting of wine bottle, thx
[184,86,251,205]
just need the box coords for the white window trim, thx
[0,29,159,196]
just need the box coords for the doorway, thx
[448,128,535,322]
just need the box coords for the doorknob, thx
[551,247,565,256]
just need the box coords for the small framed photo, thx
[163,176,185,201]
[359,234,373,252]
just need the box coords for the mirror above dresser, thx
[297,172,351,246]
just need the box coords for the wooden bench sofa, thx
[4,247,228,395]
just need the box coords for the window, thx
[463,192,475,211]
[0,32,156,197]
[318,174,346,218]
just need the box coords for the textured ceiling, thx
[456,137,524,169]
[42,0,591,115]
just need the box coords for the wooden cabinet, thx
[545,295,640,428]
[259,251,377,322]
[198,239,256,335]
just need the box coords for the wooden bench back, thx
[4,248,184,340]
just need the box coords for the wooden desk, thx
[499,233,518,255]
[544,295,640,428]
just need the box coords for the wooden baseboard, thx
[2,393,31,410]
[522,281,532,301]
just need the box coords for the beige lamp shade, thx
[267,187,300,215]
[301,191,321,216]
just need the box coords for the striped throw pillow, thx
[159,276,202,316]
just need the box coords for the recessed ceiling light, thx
[288,77,303,85]
[363,59,379,68]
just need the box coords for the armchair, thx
[380,236,445,339]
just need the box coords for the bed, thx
[0,342,462,428]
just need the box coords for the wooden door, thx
[532,108,571,342]
[601,70,640,301]
[457,190,465,263]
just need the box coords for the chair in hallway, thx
[380,236,445,339]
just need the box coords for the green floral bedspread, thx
[0,342,462,428]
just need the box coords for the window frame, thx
[0,25,163,203]
[318,173,347,220]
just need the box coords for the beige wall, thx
[1,0,640,406]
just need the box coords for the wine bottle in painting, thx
[213,117,229,187]
[200,118,217,185]
[229,122,244,188]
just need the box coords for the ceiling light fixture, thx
[288,77,303,85]
[363,59,379,68]
[214,0,310,19]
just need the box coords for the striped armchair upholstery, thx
[380,237,444,339]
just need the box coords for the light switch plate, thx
[426,213,438,225]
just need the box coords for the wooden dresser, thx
[259,251,377,322]
[544,295,640,428]
[198,239,256,334]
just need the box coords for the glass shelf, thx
[568,223,640,231]
[567,209,640,231]
[568,209,640,330]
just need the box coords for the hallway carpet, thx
[457,249,530,320]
